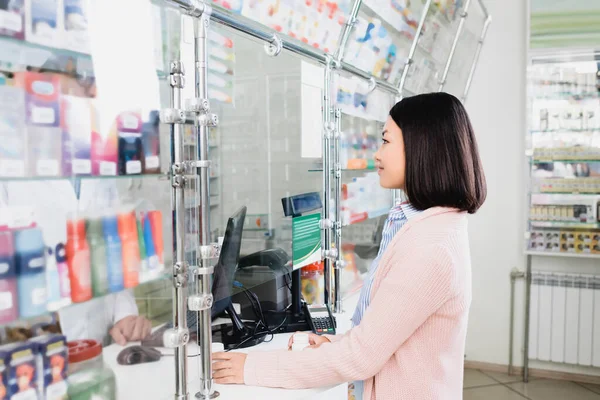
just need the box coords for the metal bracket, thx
[170,61,185,75]
[163,327,190,348]
[171,175,186,189]
[173,261,189,287]
[264,34,283,57]
[160,108,187,125]
[187,0,211,18]
[170,74,185,89]
[319,219,333,229]
[188,294,214,311]
[188,98,211,113]
[198,113,219,127]
[189,160,212,169]
[322,248,338,259]
[367,76,377,94]
[194,266,215,276]
[200,244,219,260]
[172,162,185,175]
[335,259,347,269]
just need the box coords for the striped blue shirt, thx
[350,202,422,399]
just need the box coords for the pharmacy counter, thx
[103,293,359,400]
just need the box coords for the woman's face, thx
[374,116,405,189]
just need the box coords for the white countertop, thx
[103,293,359,400]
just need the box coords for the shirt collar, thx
[389,202,421,221]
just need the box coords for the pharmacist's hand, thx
[287,332,331,350]
[110,316,152,346]
[213,352,247,384]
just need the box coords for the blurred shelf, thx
[530,221,600,229]
[0,173,167,182]
[530,128,600,133]
[531,93,600,101]
[525,251,600,259]
[344,208,389,226]
[309,167,377,172]
[532,159,600,163]
[534,191,600,195]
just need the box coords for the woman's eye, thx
[382,139,389,144]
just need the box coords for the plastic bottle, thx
[66,219,92,303]
[117,212,140,289]
[55,243,72,301]
[291,333,309,351]
[102,215,124,293]
[86,217,109,297]
[143,213,160,280]
[15,227,48,318]
[147,210,164,265]
[136,216,148,283]
[0,230,18,324]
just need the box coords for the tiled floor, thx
[464,369,600,400]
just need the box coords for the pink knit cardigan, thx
[244,207,472,399]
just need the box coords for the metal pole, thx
[438,0,472,91]
[461,15,491,101]
[322,59,334,307]
[333,108,343,313]
[523,255,532,382]
[398,0,433,97]
[509,268,525,376]
[188,4,220,399]
[333,0,362,63]
[160,60,190,400]
[165,0,400,97]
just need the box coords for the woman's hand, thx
[287,332,331,350]
[212,352,247,384]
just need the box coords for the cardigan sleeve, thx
[243,244,454,389]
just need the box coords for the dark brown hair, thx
[389,92,487,214]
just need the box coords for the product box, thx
[62,0,89,53]
[61,95,91,176]
[0,86,26,178]
[29,335,68,400]
[141,110,160,174]
[0,342,38,399]
[26,0,61,47]
[0,0,25,39]
[90,100,117,176]
[117,111,143,175]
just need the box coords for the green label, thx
[292,213,322,270]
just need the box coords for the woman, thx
[213,92,486,399]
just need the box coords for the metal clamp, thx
[170,74,185,89]
[189,160,212,169]
[171,175,186,189]
[194,266,215,276]
[198,113,219,127]
[335,259,347,269]
[188,294,214,311]
[200,244,219,259]
[163,327,190,348]
[264,34,283,57]
[172,162,185,175]
[187,0,210,18]
[170,61,185,75]
[160,108,186,125]
[367,76,377,94]
[173,262,189,287]
[322,248,338,259]
[319,219,334,229]
[188,98,211,113]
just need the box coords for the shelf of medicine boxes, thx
[525,251,600,259]
[0,36,169,80]
[0,173,169,183]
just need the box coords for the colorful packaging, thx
[117,212,140,289]
[61,95,91,176]
[63,0,89,54]
[65,219,91,303]
[0,342,38,399]
[141,110,160,174]
[102,215,123,293]
[0,230,17,324]
[0,348,7,400]
[29,335,68,400]
[26,0,60,47]
[0,85,26,178]
[90,100,117,176]
[147,210,163,265]
[86,217,108,297]
[117,112,143,175]
[14,228,47,318]
[0,0,25,39]
[19,72,62,177]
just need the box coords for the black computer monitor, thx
[211,205,246,318]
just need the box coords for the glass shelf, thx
[530,93,599,101]
[530,128,600,133]
[532,159,600,163]
[534,191,600,195]
[525,250,600,259]
[0,174,167,182]
[530,221,600,229]
[309,167,377,172]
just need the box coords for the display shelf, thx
[525,250,600,259]
[530,92,599,101]
[309,167,376,172]
[530,221,600,229]
[531,158,600,163]
[530,128,600,133]
[343,207,388,227]
[0,174,167,182]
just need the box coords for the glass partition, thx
[0,0,175,397]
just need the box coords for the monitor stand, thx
[210,303,267,350]
[265,269,311,334]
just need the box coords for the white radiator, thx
[529,272,600,366]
